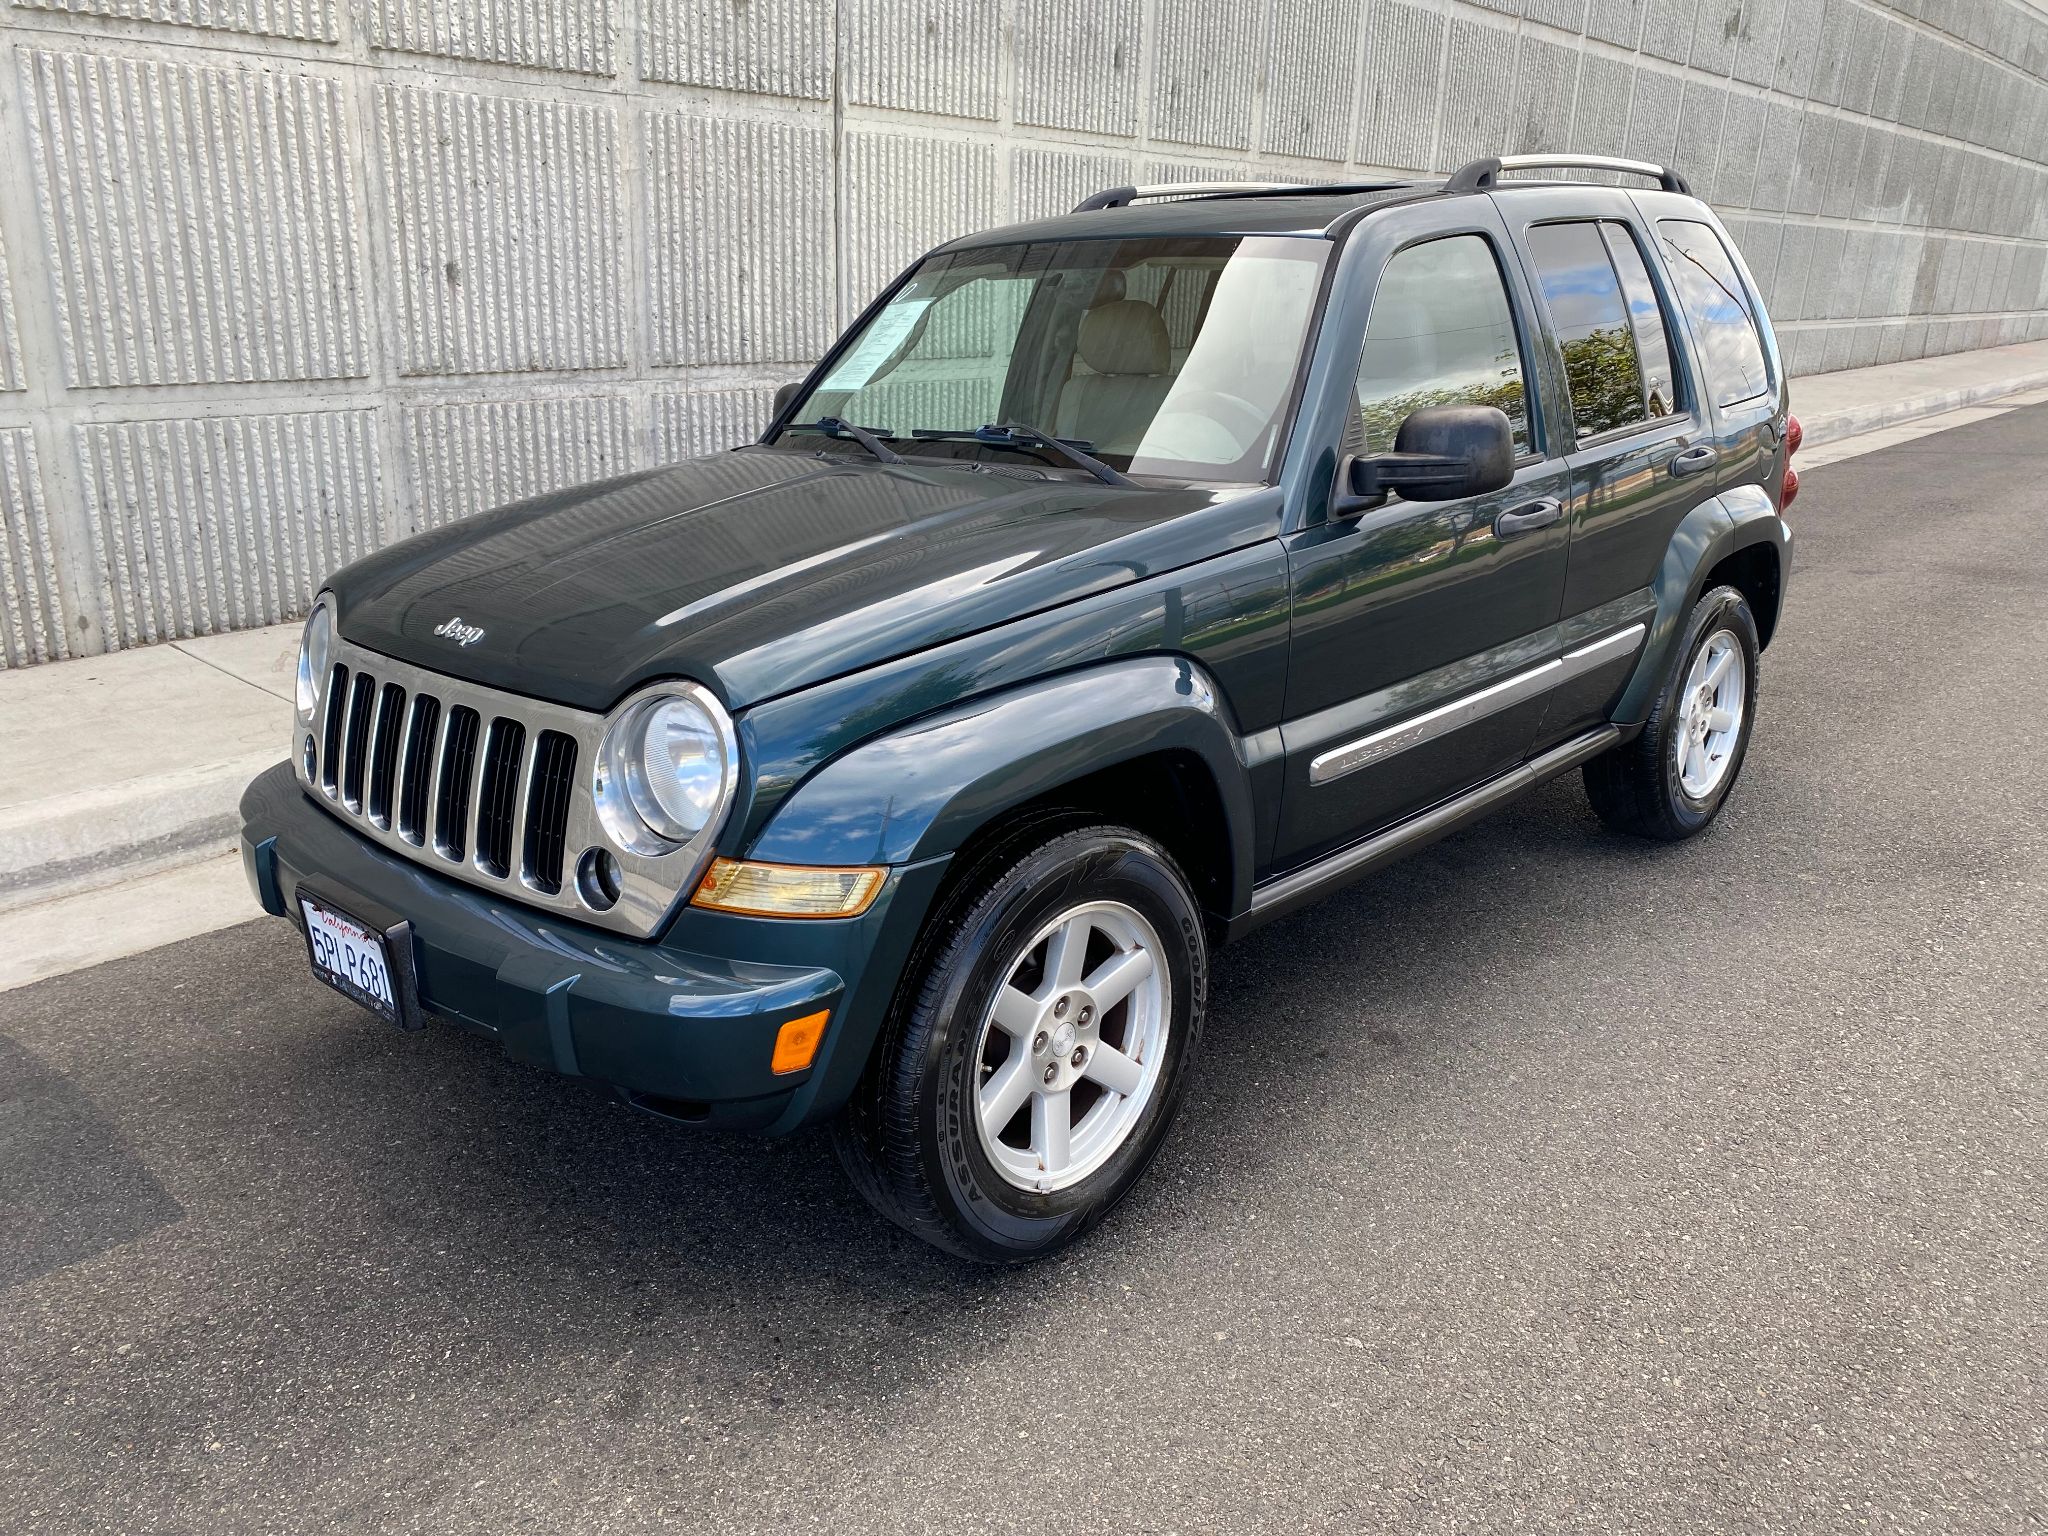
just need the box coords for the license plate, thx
[300,895,399,1027]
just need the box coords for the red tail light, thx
[1781,464,1799,507]
[1785,414,1803,456]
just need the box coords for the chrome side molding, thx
[1308,624,1646,786]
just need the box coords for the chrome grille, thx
[293,635,724,939]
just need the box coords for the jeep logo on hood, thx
[433,616,486,647]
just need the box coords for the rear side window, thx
[1657,219,1770,408]
[1525,221,1650,441]
[1352,234,1530,455]
[1600,224,1678,419]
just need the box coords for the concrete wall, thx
[0,0,2045,667]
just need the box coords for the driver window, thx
[1353,235,1530,455]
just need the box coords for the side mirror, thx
[1334,404,1516,516]
[772,380,804,420]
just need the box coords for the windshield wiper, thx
[911,423,1135,487]
[787,417,903,464]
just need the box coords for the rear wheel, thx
[834,823,1206,1263]
[1583,584,1761,841]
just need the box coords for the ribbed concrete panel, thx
[20,47,364,389]
[367,0,615,76]
[405,396,633,530]
[10,0,338,41]
[1151,0,1261,150]
[1437,19,1518,171]
[1261,0,1359,163]
[1625,67,1684,168]
[841,130,1000,316]
[378,83,624,377]
[653,387,775,462]
[641,0,829,96]
[1584,0,1643,49]
[845,0,998,119]
[1508,37,1579,155]
[76,410,380,649]
[1016,0,1140,137]
[0,222,22,393]
[1356,0,1444,172]
[1011,147,1135,223]
[1575,59,1638,162]
[647,113,831,368]
[0,429,64,668]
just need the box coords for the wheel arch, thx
[747,655,1258,924]
[1613,485,1790,724]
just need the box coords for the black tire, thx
[834,823,1207,1263]
[1583,584,1761,841]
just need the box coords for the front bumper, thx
[240,762,946,1133]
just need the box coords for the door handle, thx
[1494,498,1562,539]
[1670,444,1719,477]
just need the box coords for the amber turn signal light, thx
[770,1009,830,1075]
[691,858,887,918]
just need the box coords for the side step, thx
[1230,725,1621,938]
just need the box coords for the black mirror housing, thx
[772,380,803,420]
[1335,404,1517,515]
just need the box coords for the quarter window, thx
[1352,235,1530,456]
[1526,221,1651,441]
[1657,219,1770,408]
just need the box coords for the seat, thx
[1054,300,1174,456]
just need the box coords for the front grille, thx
[474,719,525,879]
[524,731,578,895]
[294,634,731,940]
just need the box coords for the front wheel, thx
[834,824,1207,1263]
[1582,584,1761,841]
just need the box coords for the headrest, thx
[1087,270,1127,307]
[1077,300,1170,376]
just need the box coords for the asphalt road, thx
[4,406,2044,1535]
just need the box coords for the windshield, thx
[777,235,1329,484]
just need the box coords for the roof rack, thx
[1071,180,1412,212]
[1445,154,1693,196]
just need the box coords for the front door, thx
[1275,226,1573,870]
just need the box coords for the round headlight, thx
[594,689,733,853]
[296,601,332,719]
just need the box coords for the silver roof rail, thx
[1446,155,1694,196]
[1072,181,1311,211]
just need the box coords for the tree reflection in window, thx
[1527,222,1651,440]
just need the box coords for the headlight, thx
[296,600,332,719]
[593,686,735,854]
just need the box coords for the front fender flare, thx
[748,655,1257,913]
[1614,486,1790,724]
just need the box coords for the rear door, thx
[1496,189,1709,744]
[1274,202,1573,869]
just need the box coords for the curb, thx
[1796,366,2048,446]
[0,751,280,913]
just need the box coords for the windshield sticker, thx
[820,299,933,390]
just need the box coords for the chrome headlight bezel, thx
[591,681,739,859]
[295,596,334,723]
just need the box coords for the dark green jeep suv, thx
[241,154,1797,1261]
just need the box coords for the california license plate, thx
[300,894,399,1027]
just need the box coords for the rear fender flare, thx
[1614,486,1789,724]
[748,656,1257,913]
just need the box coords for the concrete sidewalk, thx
[3,338,2047,989]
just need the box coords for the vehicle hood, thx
[327,447,1278,712]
